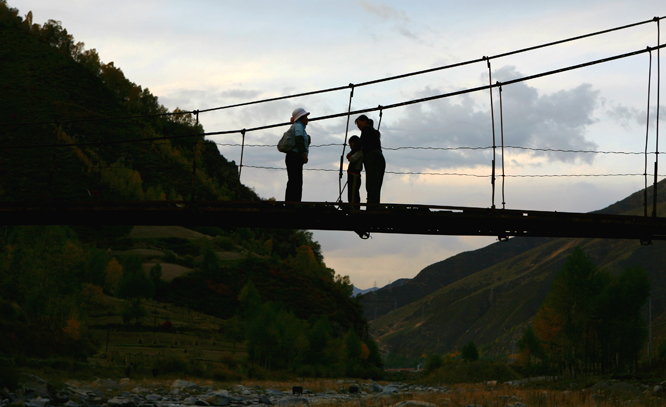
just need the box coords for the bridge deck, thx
[1,200,665,242]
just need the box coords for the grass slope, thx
[370,183,666,357]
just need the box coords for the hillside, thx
[0,3,379,379]
[0,5,253,203]
[368,181,666,357]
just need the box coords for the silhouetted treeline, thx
[519,247,650,374]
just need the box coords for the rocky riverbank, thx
[5,374,666,407]
[2,375,449,407]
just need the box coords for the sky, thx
[10,0,666,289]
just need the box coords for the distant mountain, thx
[353,286,377,296]
[368,180,666,357]
[353,278,409,297]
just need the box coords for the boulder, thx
[590,381,610,392]
[390,401,437,407]
[171,381,200,390]
[92,378,120,391]
[607,382,640,396]
[277,398,309,407]
[107,398,137,407]
[24,397,50,407]
[20,375,55,399]
[204,395,229,406]
[258,395,272,406]
[231,386,246,394]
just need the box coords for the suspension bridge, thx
[2,16,666,241]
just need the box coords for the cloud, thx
[219,89,263,100]
[359,0,409,23]
[358,0,419,40]
[605,103,666,130]
[381,66,601,171]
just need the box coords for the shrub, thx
[220,353,239,368]
[152,353,187,374]
[0,360,19,390]
[425,354,444,372]
[214,236,237,252]
[246,364,269,380]
[212,366,241,381]
[462,341,479,362]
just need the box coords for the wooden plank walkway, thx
[2,200,666,242]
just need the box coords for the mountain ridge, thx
[367,181,666,357]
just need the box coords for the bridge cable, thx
[3,16,664,128]
[191,110,200,206]
[212,141,666,156]
[645,49,653,217]
[47,122,61,200]
[4,44,666,151]
[498,82,506,209]
[486,58,497,209]
[654,18,662,218]
[338,84,355,203]
[240,165,663,178]
[377,106,384,131]
[195,16,665,115]
[238,128,247,191]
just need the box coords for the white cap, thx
[291,107,310,123]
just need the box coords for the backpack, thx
[277,124,296,153]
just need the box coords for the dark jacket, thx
[359,125,382,154]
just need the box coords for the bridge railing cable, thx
[2,43,665,151]
[2,19,664,213]
[2,16,664,127]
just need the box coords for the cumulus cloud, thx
[381,66,601,171]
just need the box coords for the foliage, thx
[517,325,546,370]
[0,360,19,391]
[238,280,382,378]
[532,247,650,373]
[422,360,521,384]
[0,5,372,375]
[461,341,479,362]
[425,353,444,373]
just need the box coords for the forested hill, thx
[0,2,378,376]
[368,180,666,360]
[0,3,254,203]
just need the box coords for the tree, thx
[116,256,154,300]
[116,256,154,325]
[238,280,262,320]
[533,247,651,373]
[200,244,220,276]
[534,247,609,372]
[518,325,546,374]
[345,329,363,375]
[461,341,479,362]
[4,226,85,331]
[425,354,444,372]
[149,263,162,282]
[305,315,334,366]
